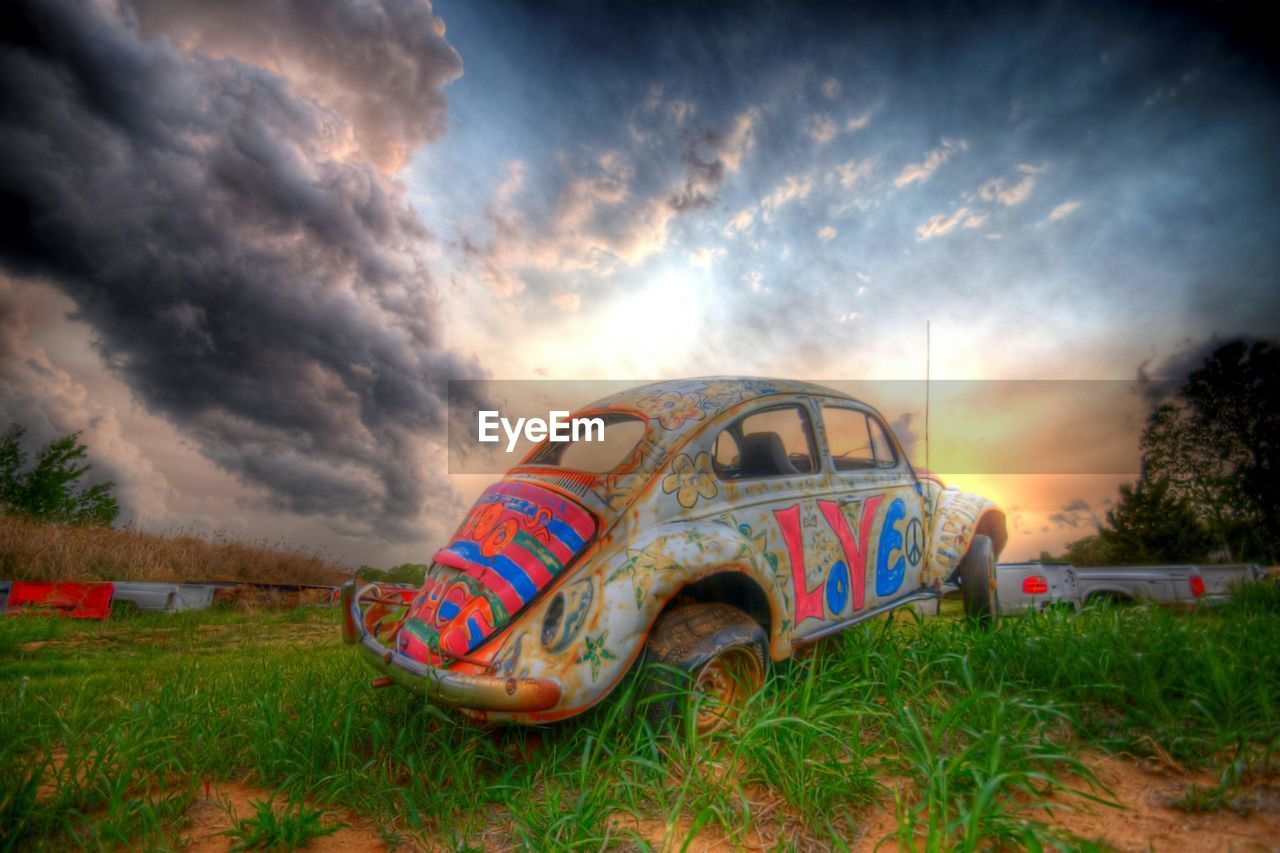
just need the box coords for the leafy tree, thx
[1044,535,1112,566]
[1141,340,1279,561]
[0,425,120,526]
[356,563,428,586]
[1096,474,1213,564]
[1044,475,1213,566]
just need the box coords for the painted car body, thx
[344,377,1007,723]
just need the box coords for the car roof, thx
[582,376,863,446]
[590,376,857,415]
[514,377,868,515]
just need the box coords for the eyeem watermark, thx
[478,410,605,452]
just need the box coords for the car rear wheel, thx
[639,602,767,735]
[958,534,999,626]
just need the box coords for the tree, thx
[1096,474,1213,564]
[1141,340,1279,561]
[1045,534,1113,566]
[1043,474,1213,566]
[0,425,120,526]
[356,563,429,586]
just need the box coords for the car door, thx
[704,401,835,640]
[817,404,927,613]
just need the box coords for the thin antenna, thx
[925,320,931,478]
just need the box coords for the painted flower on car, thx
[662,451,718,508]
[638,390,706,430]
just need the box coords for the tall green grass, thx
[1,585,1277,850]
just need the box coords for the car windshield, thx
[526,412,646,473]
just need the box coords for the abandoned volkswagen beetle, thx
[342,378,1006,732]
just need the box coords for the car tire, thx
[638,602,767,736]
[958,534,999,626]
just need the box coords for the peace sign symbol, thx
[905,517,924,566]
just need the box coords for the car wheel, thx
[639,602,767,735]
[958,534,999,626]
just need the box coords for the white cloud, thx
[495,160,526,205]
[722,206,756,238]
[837,312,860,323]
[895,138,967,187]
[846,111,872,132]
[817,225,837,242]
[916,207,973,241]
[855,271,871,284]
[668,99,696,125]
[743,270,767,293]
[808,114,838,146]
[833,158,874,189]
[978,163,1043,206]
[551,291,581,312]
[963,213,988,229]
[690,246,726,269]
[760,175,814,218]
[821,77,842,100]
[480,260,526,297]
[1048,200,1081,222]
[720,107,760,173]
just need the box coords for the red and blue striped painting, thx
[397,480,597,664]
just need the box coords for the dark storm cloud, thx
[128,0,462,171]
[887,412,918,462]
[670,129,728,212]
[0,0,481,539]
[1049,498,1096,531]
[1135,336,1277,406]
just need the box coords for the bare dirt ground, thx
[182,780,387,853]
[84,749,1278,851]
[1042,753,1280,852]
[863,753,1280,852]
[609,753,1280,852]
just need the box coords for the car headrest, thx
[738,431,797,478]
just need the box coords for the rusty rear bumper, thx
[341,581,561,713]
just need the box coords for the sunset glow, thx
[1,1,1275,566]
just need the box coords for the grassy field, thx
[2,586,1278,851]
[0,515,347,586]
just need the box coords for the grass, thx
[0,514,347,585]
[221,793,344,850]
[1,585,1277,850]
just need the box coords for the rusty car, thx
[342,378,1007,732]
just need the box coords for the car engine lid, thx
[396,479,597,665]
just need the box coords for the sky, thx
[1,0,1277,567]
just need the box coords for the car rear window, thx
[526,413,646,473]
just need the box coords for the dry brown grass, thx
[0,514,348,586]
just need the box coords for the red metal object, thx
[5,582,114,619]
[1022,576,1049,595]
[1189,575,1205,598]
[340,582,358,644]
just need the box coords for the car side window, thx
[823,407,875,470]
[714,405,816,479]
[713,430,741,472]
[823,407,901,471]
[867,415,898,469]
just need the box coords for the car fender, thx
[482,517,787,722]
[923,486,1008,586]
